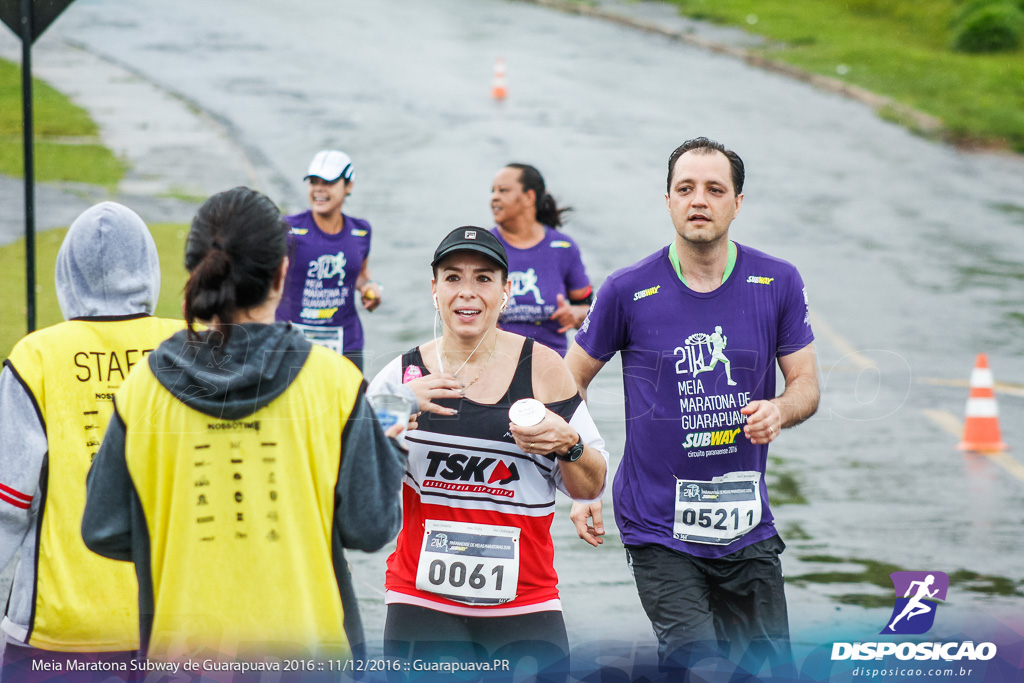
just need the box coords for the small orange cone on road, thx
[958,353,1008,453]
[491,57,508,100]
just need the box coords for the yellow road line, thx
[809,312,874,370]
[809,312,1022,398]
[988,453,1024,483]
[806,313,1015,483]
[921,409,1024,484]
[919,377,1024,398]
[921,409,962,438]
[804,313,1022,482]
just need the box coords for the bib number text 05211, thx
[673,471,762,545]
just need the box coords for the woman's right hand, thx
[405,373,463,416]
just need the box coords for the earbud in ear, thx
[433,294,439,311]
[502,293,509,307]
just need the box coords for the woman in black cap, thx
[368,226,608,680]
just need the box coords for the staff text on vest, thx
[73,349,154,382]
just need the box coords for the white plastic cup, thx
[509,398,546,427]
[368,393,414,433]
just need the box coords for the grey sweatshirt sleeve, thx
[0,364,47,571]
[334,387,407,552]
[81,408,134,562]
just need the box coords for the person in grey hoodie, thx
[82,187,405,666]
[0,202,183,677]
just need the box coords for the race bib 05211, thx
[673,471,762,545]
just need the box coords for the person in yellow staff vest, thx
[82,187,407,668]
[0,202,184,678]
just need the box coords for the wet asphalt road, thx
[2,0,1024,664]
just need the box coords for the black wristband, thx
[568,290,594,306]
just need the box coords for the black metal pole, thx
[21,0,35,333]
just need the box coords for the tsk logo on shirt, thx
[423,451,521,498]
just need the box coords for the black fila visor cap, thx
[431,227,509,273]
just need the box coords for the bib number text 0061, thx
[426,560,506,592]
[416,520,520,605]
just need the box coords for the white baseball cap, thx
[304,150,354,183]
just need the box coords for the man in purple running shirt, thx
[566,138,820,673]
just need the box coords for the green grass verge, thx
[0,224,188,359]
[790,555,1024,607]
[0,58,125,186]
[664,0,1024,151]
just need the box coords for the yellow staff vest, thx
[116,343,361,660]
[6,315,183,652]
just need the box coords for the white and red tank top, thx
[380,338,589,617]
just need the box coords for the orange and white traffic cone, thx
[491,57,508,100]
[957,353,1008,453]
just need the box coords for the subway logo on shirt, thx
[682,429,743,448]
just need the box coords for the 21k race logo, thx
[881,571,948,635]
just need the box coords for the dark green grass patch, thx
[0,224,188,358]
[0,58,125,186]
[664,0,1024,151]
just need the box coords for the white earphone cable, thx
[433,300,492,378]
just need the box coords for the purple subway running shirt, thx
[573,243,814,559]
[275,210,371,352]
[491,226,590,356]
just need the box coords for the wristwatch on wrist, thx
[556,433,585,462]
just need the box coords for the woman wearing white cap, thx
[275,150,382,370]
[367,227,608,680]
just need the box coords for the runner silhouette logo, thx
[881,571,948,635]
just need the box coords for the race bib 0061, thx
[415,520,520,605]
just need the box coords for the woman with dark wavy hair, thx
[489,163,594,356]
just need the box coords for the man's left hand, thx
[741,399,782,445]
